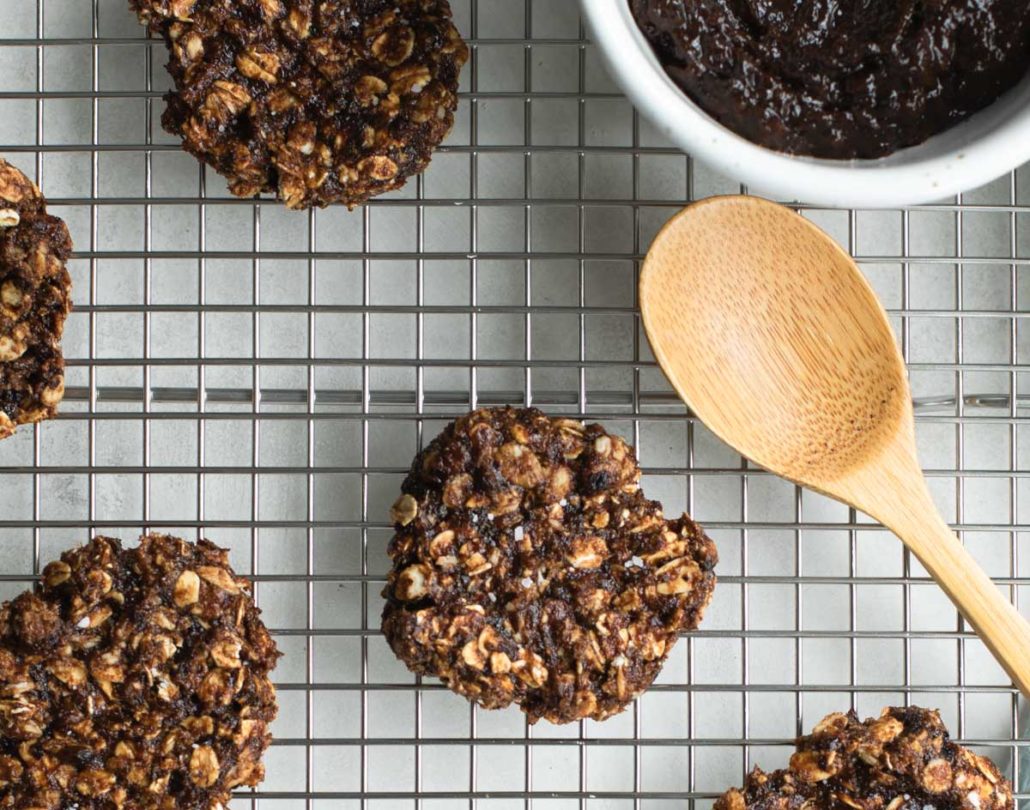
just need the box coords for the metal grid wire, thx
[0,0,1028,806]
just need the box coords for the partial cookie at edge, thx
[131,0,469,209]
[0,534,280,810]
[715,706,1012,810]
[0,158,72,440]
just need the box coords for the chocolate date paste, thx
[629,0,1030,159]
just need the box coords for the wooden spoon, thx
[640,195,1030,695]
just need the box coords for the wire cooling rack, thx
[0,0,1029,807]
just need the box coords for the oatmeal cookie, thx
[716,707,1012,810]
[381,407,718,724]
[0,534,280,810]
[132,0,468,209]
[0,159,73,440]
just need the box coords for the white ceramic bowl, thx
[581,0,1030,208]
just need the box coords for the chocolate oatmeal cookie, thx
[0,534,280,810]
[0,159,72,440]
[716,707,1012,810]
[381,407,718,724]
[132,0,468,209]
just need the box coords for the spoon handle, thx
[865,473,1030,697]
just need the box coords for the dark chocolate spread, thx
[630,0,1030,159]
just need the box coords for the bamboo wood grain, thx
[640,195,1030,696]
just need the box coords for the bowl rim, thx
[580,0,1030,208]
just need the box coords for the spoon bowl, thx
[641,195,1030,695]
[641,198,909,488]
